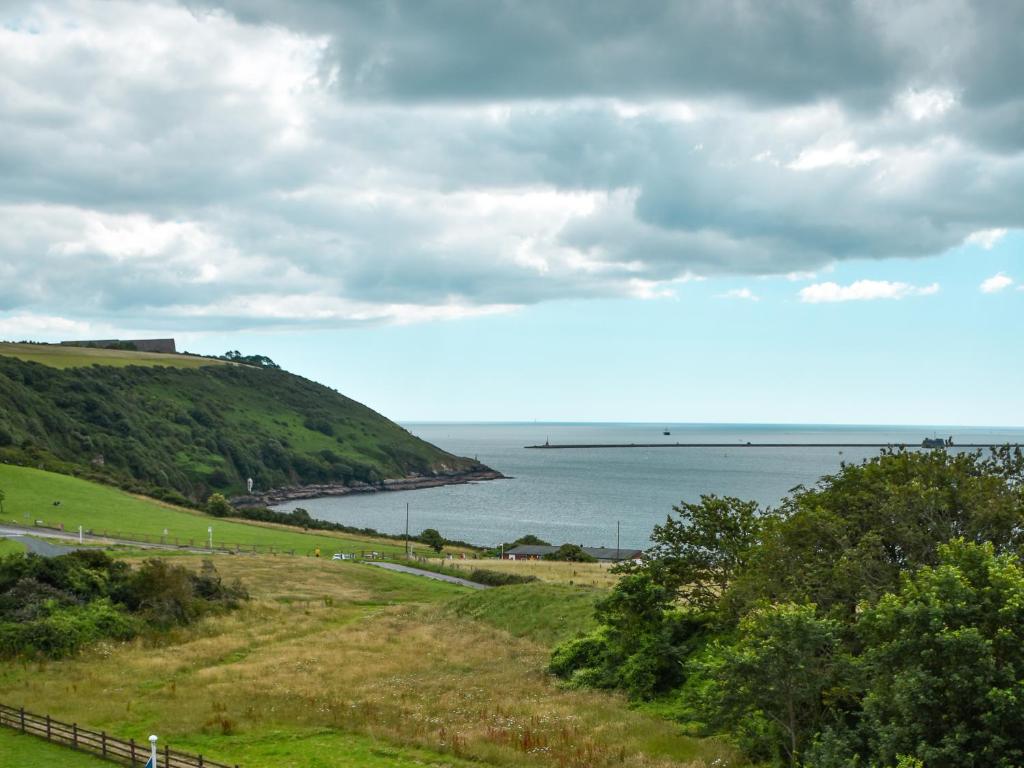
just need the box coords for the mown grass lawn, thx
[0,342,224,369]
[0,728,114,767]
[0,538,26,556]
[0,465,405,556]
[0,555,741,768]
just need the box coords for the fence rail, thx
[0,704,238,768]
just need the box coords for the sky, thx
[0,0,1021,425]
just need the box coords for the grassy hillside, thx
[0,346,487,502]
[447,581,603,645]
[0,554,740,768]
[0,342,225,369]
[0,464,405,556]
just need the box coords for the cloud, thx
[965,228,1009,249]
[980,273,1014,293]
[718,288,758,301]
[799,280,940,304]
[0,1,1021,332]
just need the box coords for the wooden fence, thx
[0,704,238,768]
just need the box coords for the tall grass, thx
[0,556,739,768]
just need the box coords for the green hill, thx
[0,464,403,555]
[0,344,489,503]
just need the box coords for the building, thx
[61,338,177,354]
[502,544,644,563]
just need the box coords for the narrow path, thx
[366,561,490,590]
[0,525,236,556]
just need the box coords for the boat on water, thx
[663,428,671,436]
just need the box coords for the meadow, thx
[0,554,740,768]
[0,342,223,369]
[0,465,406,557]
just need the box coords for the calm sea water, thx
[273,423,1024,549]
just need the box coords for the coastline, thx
[231,468,506,508]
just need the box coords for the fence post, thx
[20,707,25,732]
[165,744,170,765]
[102,731,107,757]
[130,737,136,764]
[199,754,204,767]
[46,714,51,740]
[72,722,78,749]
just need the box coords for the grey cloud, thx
[0,0,1022,334]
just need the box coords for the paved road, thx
[0,534,80,557]
[366,561,489,589]
[0,525,232,556]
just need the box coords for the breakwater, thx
[526,442,1022,449]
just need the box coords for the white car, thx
[331,553,352,561]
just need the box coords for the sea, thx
[272,423,1024,550]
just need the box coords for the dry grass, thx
[434,557,623,589]
[0,342,224,369]
[0,556,739,768]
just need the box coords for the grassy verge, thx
[0,728,115,767]
[0,538,26,556]
[0,554,740,768]
[0,465,405,556]
[0,342,223,369]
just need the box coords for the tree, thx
[419,528,445,553]
[857,539,1024,768]
[699,602,841,767]
[0,487,5,516]
[632,495,767,611]
[206,492,233,518]
[543,543,597,562]
[730,449,1024,617]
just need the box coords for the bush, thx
[0,551,247,658]
[466,569,538,587]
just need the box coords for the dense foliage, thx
[551,448,1024,767]
[543,543,598,562]
[0,551,247,658]
[0,355,484,501]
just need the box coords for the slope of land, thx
[0,342,225,370]
[0,554,740,768]
[0,465,406,556]
[0,345,494,502]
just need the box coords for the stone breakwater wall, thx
[231,469,505,507]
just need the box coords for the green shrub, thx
[466,568,538,587]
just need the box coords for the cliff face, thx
[0,354,496,502]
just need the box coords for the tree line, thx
[551,447,1024,767]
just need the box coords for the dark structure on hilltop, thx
[61,338,176,353]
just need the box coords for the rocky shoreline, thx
[231,468,505,508]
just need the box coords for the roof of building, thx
[505,544,644,560]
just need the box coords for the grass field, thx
[447,581,602,645]
[0,555,741,768]
[0,342,225,369]
[0,538,26,556]
[0,465,406,557]
[0,729,114,767]
[433,557,622,588]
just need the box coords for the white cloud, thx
[965,228,1009,250]
[980,273,1014,293]
[718,288,759,301]
[799,280,940,303]
[898,87,957,121]
[788,141,882,171]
